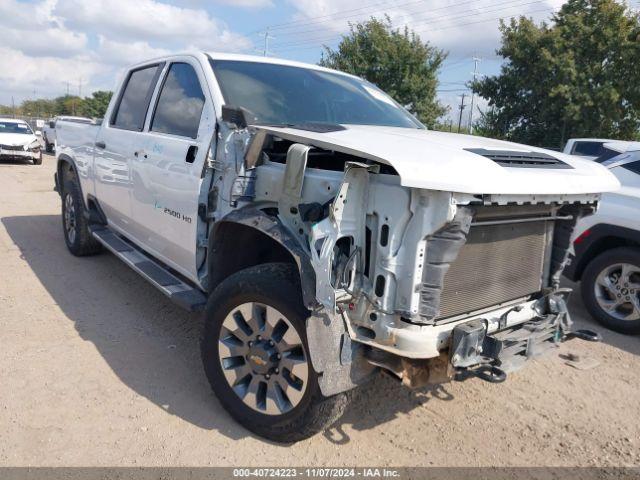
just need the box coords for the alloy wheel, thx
[64,193,77,245]
[594,263,640,321]
[217,302,309,415]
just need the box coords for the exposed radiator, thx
[432,220,549,322]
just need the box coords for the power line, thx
[274,6,556,53]
[275,0,546,44]
[436,88,468,92]
[270,0,484,37]
[263,0,429,32]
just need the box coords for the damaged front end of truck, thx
[208,114,614,396]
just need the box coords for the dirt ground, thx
[1,154,639,468]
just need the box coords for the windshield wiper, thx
[256,122,346,133]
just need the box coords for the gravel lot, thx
[1,154,639,468]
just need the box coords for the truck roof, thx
[126,51,361,81]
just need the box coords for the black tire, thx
[61,174,102,256]
[201,263,349,442]
[581,247,640,334]
[44,136,53,153]
[33,152,42,165]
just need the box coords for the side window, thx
[622,161,640,175]
[151,63,205,139]
[111,65,161,131]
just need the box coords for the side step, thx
[90,226,207,312]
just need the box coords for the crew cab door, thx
[94,63,164,233]
[127,58,214,281]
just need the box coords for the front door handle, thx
[186,145,198,163]
[95,141,106,149]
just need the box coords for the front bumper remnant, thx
[450,291,601,383]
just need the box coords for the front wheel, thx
[581,247,640,334]
[201,263,349,442]
[33,152,42,165]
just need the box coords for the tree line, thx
[0,91,113,120]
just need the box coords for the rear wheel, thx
[581,247,640,334]
[61,174,102,256]
[33,152,42,165]
[201,263,349,442]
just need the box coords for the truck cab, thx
[55,52,619,442]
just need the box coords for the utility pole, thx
[78,77,83,98]
[260,28,275,57]
[33,89,39,117]
[11,96,15,118]
[457,93,467,133]
[468,56,481,134]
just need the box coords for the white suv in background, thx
[565,142,640,334]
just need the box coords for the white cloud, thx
[97,36,172,66]
[54,0,251,51]
[0,0,87,57]
[178,0,274,8]
[0,46,108,99]
[0,27,87,57]
[0,0,254,104]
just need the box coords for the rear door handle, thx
[95,141,106,149]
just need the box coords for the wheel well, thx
[576,236,640,280]
[57,157,76,191]
[208,222,298,293]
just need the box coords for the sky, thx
[1,0,633,125]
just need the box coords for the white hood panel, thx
[0,133,37,147]
[256,125,619,195]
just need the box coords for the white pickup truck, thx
[43,116,93,153]
[55,52,619,442]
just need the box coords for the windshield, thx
[210,60,422,129]
[0,121,33,134]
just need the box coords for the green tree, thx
[319,17,448,127]
[78,91,113,118]
[0,91,114,119]
[474,0,640,148]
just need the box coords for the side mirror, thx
[35,131,42,136]
[49,121,55,129]
[221,105,249,129]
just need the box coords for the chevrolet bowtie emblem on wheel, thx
[249,354,267,367]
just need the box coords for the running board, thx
[90,226,207,312]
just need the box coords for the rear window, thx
[111,64,161,131]
[572,141,607,157]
